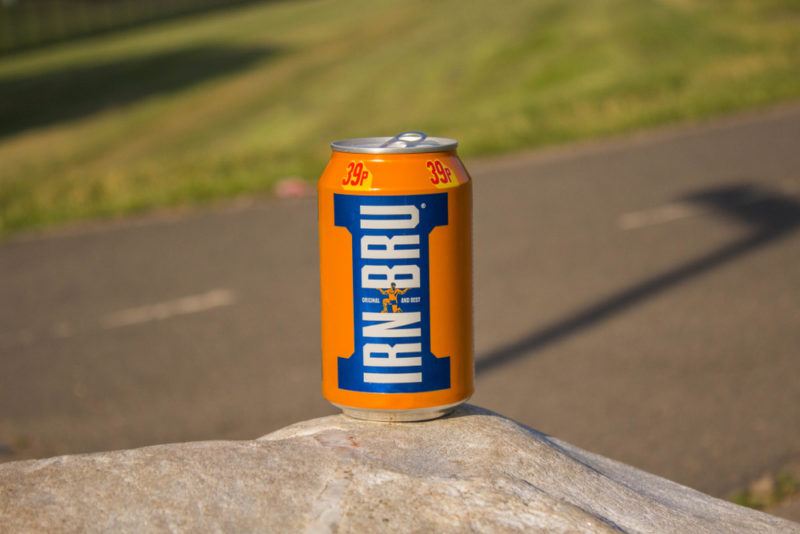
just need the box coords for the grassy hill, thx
[1,0,799,235]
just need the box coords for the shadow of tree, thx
[0,1,271,57]
[476,184,800,375]
[0,44,279,138]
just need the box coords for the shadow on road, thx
[0,44,278,138]
[476,183,800,375]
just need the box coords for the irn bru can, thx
[318,132,473,421]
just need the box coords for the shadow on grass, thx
[476,183,800,375]
[0,0,272,57]
[0,44,279,138]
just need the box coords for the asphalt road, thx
[1,105,799,498]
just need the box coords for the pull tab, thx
[380,131,428,148]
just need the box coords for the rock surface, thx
[0,405,796,533]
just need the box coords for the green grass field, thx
[1,0,799,235]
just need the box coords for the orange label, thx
[341,161,373,190]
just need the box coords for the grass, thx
[1,0,799,235]
[0,0,261,55]
[731,470,800,510]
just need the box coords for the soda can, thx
[318,131,473,421]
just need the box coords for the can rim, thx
[331,131,458,154]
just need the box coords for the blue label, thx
[334,193,450,393]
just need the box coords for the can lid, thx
[331,131,458,154]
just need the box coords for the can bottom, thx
[333,400,466,422]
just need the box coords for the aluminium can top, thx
[331,131,458,154]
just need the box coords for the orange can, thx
[318,132,473,421]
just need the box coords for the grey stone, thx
[0,405,796,533]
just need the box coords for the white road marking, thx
[619,180,799,231]
[618,202,706,230]
[101,289,236,329]
[51,321,74,339]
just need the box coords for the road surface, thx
[2,105,799,498]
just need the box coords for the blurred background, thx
[1,0,799,519]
